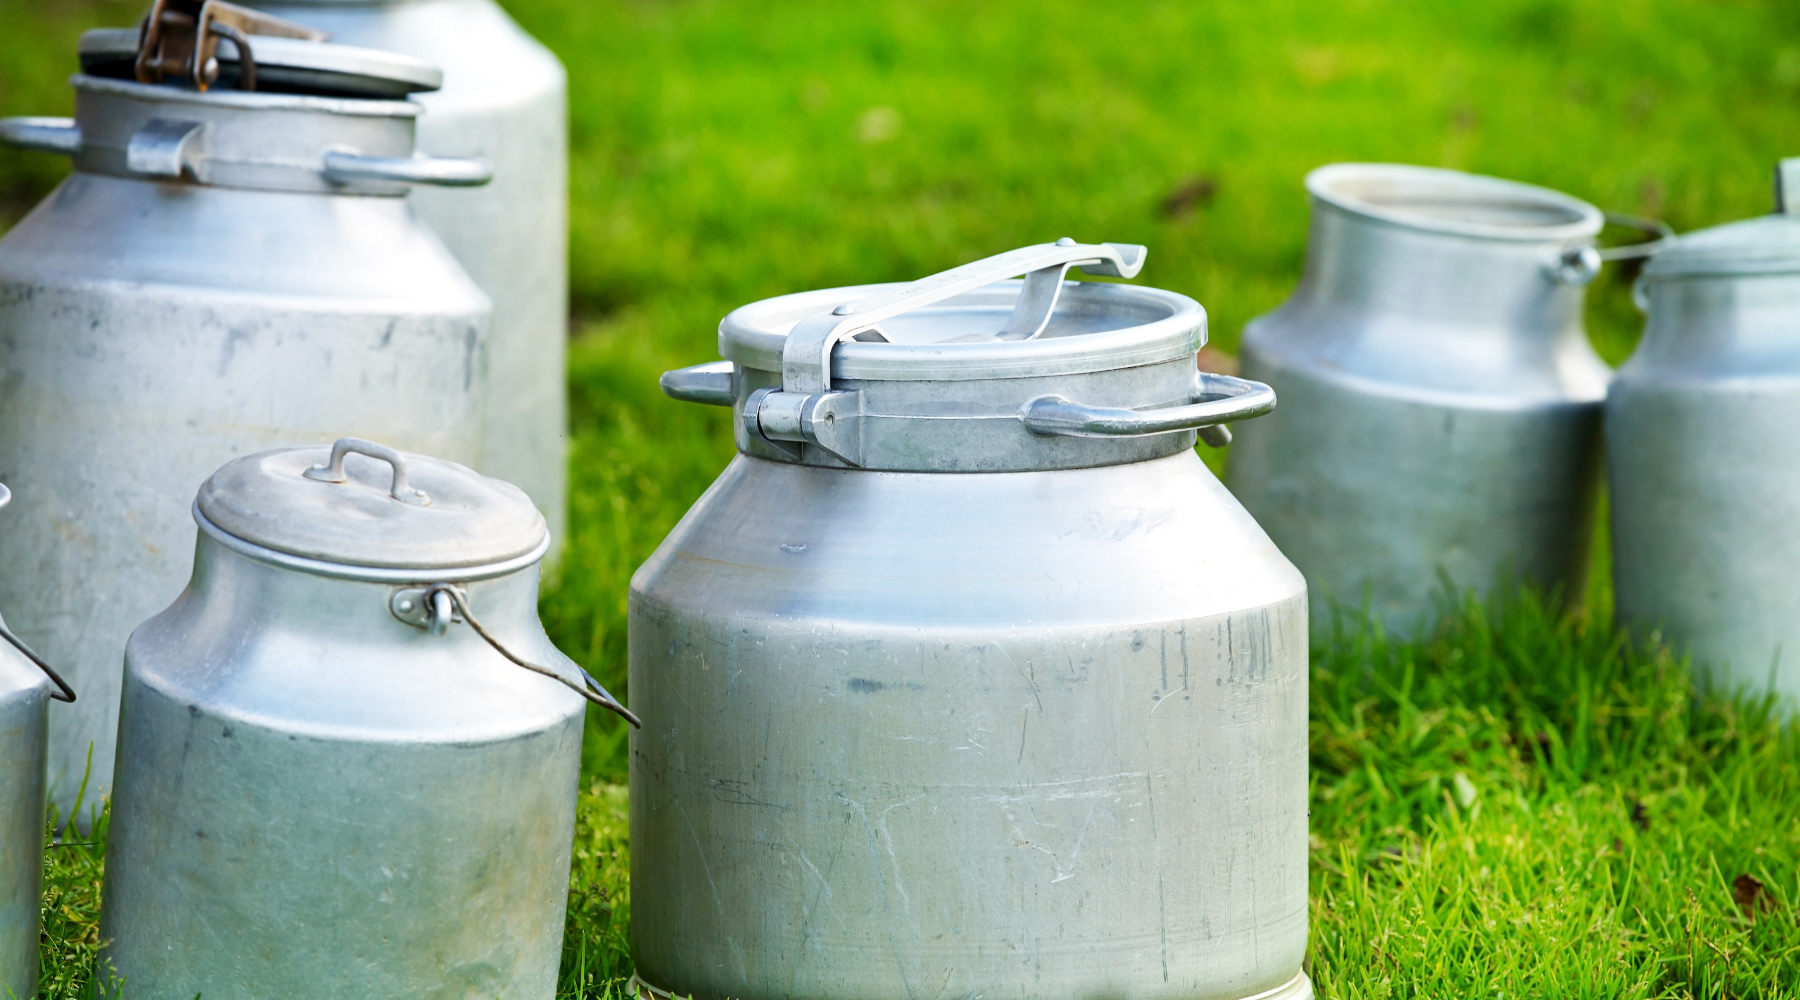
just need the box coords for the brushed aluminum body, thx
[100,522,583,999]
[1229,164,1609,636]
[0,620,50,1000]
[635,249,1310,1000]
[253,0,571,548]
[0,78,490,816]
[1608,199,1800,702]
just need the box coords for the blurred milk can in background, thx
[0,11,492,817]
[1,483,76,1000]
[638,242,1312,1000]
[101,438,632,999]
[1229,164,1632,637]
[247,0,571,548]
[1609,158,1800,704]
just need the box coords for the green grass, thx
[6,0,1800,995]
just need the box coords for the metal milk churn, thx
[1228,163,1614,636]
[100,438,633,999]
[637,242,1313,1000]
[246,0,571,547]
[1,483,76,1000]
[1609,159,1800,703]
[0,14,494,818]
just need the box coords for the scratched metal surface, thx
[629,451,1310,1000]
[99,532,583,999]
[0,160,489,820]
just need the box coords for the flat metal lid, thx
[197,440,547,570]
[1643,215,1800,279]
[79,27,442,98]
[720,276,1205,383]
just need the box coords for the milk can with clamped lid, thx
[1609,159,1800,704]
[0,10,493,818]
[99,438,635,1000]
[239,0,574,549]
[1227,164,1663,637]
[1,482,76,1000]
[638,242,1312,1000]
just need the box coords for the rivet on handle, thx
[303,437,431,506]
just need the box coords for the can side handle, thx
[303,437,431,506]
[1020,371,1275,443]
[321,150,492,188]
[0,117,81,156]
[661,361,734,406]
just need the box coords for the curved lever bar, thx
[0,615,76,703]
[321,151,493,188]
[303,437,431,506]
[1020,372,1275,439]
[660,361,735,406]
[0,117,81,156]
[782,239,1148,394]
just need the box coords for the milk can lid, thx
[196,439,548,571]
[78,27,442,99]
[719,240,1205,383]
[1645,159,1800,279]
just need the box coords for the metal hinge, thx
[135,0,327,93]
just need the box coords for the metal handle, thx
[660,361,734,406]
[302,437,431,506]
[0,117,81,156]
[1545,212,1675,286]
[1020,372,1275,440]
[321,151,493,188]
[0,482,73,702]
[781,238,1147,393]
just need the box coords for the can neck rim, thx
[1306,163,1603,245]
[73,73,423,120]
[195,504,547,583]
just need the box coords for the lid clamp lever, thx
[134,0,328,93]
[303,437,432,507]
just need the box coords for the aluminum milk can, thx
[1228,163,1613,636]
[100,438,625,999]
[1609,159,1800,703]
[247,0,571,547]
[0,22,492,818]
[1,482,77,1000]
[638,242,1312,1000]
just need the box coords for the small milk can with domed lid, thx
[99,438,635,1000]
[1227,164,1656,637]
[0,10,495,821]
[1609,159,1800,704]
[1,482,76,1000]
[639,242,1312,1000]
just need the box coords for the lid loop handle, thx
[303,437,431,506]
[781,239,1147,394]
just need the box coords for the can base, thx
[629,970,1313,1000]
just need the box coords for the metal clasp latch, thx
[390,585,465,637]
[135,0,328,93]
[745,239,1148,465]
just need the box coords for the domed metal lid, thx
[197,439,547,571]
[1307,163,1603,243]
[719,240,1205,383]
[78,19,442,99]
[1643,161,1800,279]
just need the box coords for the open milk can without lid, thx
[0,6,493,821]
[638,241,1313,1000]
[241,0,572,550]
[1609,158,1800,704]
[1,483,77,1000]
[1227,163,1664,637]
[100,438,635,1000]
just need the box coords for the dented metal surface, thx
[639,252,1310,1000]
[0,70,490,817]
[249,0,572,554]
[1229,163,1612,637]
[100,443,583,999]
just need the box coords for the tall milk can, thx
[0,22,493,817]
[638,242,1312,1000]
[1228,164,1612,636]
[248,0,571,546]
[1609,159,1800,703]
[100,438,628,999]
[1,482,76,1000]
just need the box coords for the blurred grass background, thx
[5,0,1800,996]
